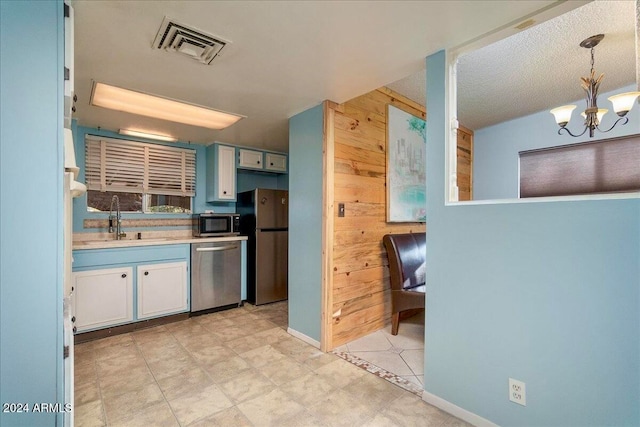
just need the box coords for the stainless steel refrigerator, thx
[237,189,288,305]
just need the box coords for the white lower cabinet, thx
[73,267,133,332]
[137,261,188,320]
[72,245,191,333]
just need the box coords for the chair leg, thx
[391,312,400,335]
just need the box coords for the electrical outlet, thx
[509,378,526,406]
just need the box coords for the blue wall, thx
[288,104,324,342]
[72,126,233,232]
[237,169,288,193]
[425,51,639,426]
[0,1,64,425]
[72,126,286,233]
[473,84,640,200]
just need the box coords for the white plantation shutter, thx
[85,135,196,197]
[147,144,196,196]
[84,139,103,190]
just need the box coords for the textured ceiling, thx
[71,0,562,151]
[387,0,637,131]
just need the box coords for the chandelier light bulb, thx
[581,108,608,123]
[550,105,576,127]
[608,92,640,117]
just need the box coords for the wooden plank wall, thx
[329,87,426,348]
[457,125,474,201]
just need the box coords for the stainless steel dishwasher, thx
[191,241,241,313]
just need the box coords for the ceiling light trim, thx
[118,128,178,142]
[90,82,245,130]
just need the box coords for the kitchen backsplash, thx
[83,217,194,230]
[74,228,193,242]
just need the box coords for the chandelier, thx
[550,34,640,138]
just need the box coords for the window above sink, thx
[87,191,191,214]
[84,135,195,214]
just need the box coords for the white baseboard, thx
[287,327,320,349]
[422,390,499,427]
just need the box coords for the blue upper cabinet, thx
[207,143,237,202]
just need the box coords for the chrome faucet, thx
[108,195,126,240]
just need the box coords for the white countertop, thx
[73,235,247,250]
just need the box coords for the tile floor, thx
[75,303,466,426]
[334,311,425,390]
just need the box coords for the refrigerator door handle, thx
[195,245,239,252]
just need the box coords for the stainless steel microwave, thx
[193,213,240,237]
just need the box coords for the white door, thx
[217,145,236,200]
[137,261,188,319]
[62,172,74,427]
[73,267,133,332]
[63,295,74,427]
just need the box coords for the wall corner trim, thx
[287,327,321,349]
[422,390,499,427]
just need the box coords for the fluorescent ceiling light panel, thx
[91,82,245,130]
[118,129,178,142]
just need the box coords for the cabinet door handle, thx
[73,326,77,333]
[144,271,149,276]
[195,245,239,252]
[223,191,227,195]
[257,160,260,164]
[121,273,127,278]
[71,316,76,323]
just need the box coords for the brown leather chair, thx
[383,233,426,335]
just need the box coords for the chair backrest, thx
[383,233,426,291]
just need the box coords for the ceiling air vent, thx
[152,17,230,65]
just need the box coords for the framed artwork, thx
[386,104,426,222]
